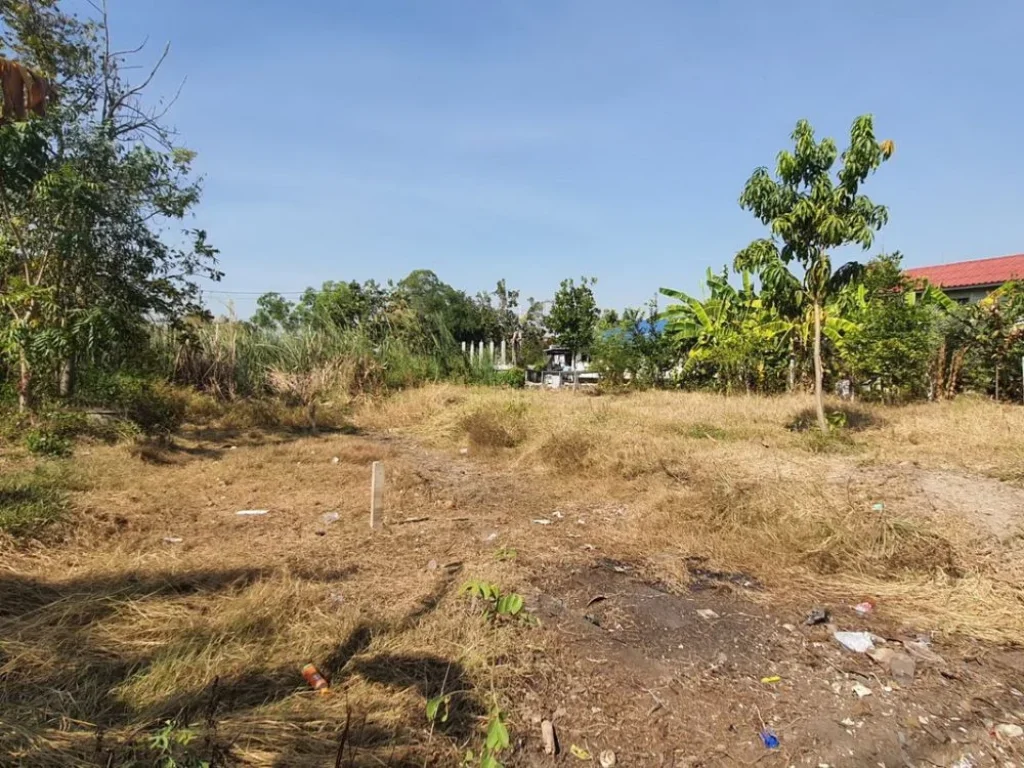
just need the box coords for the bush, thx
[494,367,525,389]
[460,401,528,449]
[24,428,73,457]
[78,372,184,435]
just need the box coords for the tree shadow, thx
[0,562,473,766]
[788,403,886,432]
[129,423,364,465]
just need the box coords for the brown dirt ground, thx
[3,410,1024,766]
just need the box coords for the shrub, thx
[24,428,73,457]
[460,401,528,449]
[494,367,525,389]
[539,431,592,471]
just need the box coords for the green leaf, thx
[426,696,442,722]
[485,714,510,751]
[496,593,524,616]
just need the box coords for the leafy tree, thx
[662,269,781,393]
[0,2,220,410]
[838,253,941,401]
[547,277,598,364]
[251,293,297,332]
[736,116,893,431]
[944,281,1024,401]
[294,280,376,331]
[592,300,675,388]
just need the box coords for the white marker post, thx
[370,461,384,530]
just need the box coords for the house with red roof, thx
[905,253,1024,303]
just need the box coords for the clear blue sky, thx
[104,0,1024,317]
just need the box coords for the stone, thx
[889,653,916,686]
[903,640,946,666]
[541,720,557,754]
[995,723,1024,739]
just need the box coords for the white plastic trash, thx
[834,630,875,653]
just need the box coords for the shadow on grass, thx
[128,422,363,465]
[0,562,472,767]
[0,468,68,537]
[787,403,886,432]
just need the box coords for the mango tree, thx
[736,116,893,431]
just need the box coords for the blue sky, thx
[104,0,1024,316]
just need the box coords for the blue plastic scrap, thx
[760,730,780,749]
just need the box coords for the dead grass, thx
[356,385,1024,643]
[5,384,1024,762]
[0,429,533,765]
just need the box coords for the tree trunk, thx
[813,301,827,433]
[58,357,75,398]
[17,350,31,412]
[787,338,797,393]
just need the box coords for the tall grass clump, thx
[151,323,471,401]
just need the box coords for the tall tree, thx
[547,277,598,365]
[251,292,297,332]
[736,116,893,431]
[0,1,219,409]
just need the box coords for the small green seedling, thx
[426,694,451,724]
[460,579,526,621]
[493,546,517,562]
[148,720,210,768]
[462,702,510,768]
[826,410,849,431]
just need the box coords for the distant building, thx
[905,253,1024,303]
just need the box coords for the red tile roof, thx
[905,253,1024,290]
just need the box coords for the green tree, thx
[251,293,297,332]
[592,300,675,388]
[294,280,375,331]
[547,277,598,365]
[839,253,942,401]
[736,116,893,431]
[0,2,219,410]
[662,269,780,393]
[946,282,1024,401]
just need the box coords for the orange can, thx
[302,663,329,693]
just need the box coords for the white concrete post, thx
[500,339,506,366]
[488,340,495,363]
[370,461,384,530]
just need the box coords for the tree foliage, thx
[0,1,219,410]
[547,276,598,361]
[735,116,893,430]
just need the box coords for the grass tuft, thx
[0,466,68,537]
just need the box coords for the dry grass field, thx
[3,386,1024,766]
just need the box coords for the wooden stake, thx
[370,461,384,530]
